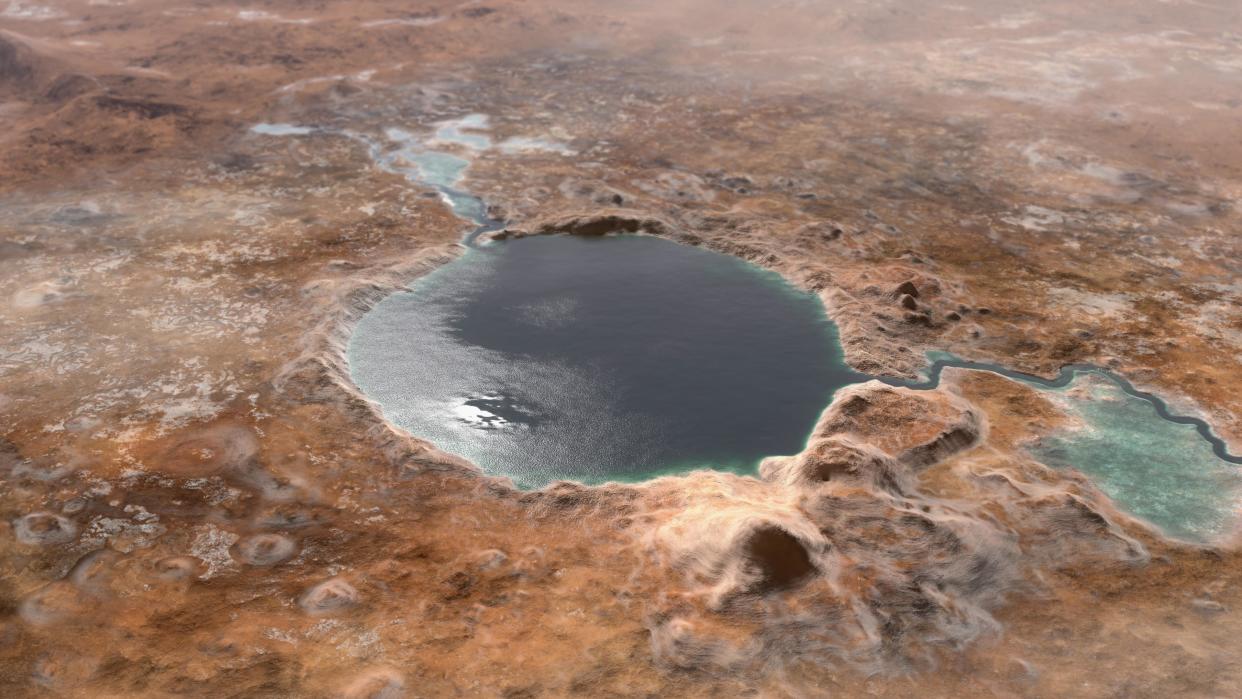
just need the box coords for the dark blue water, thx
[346,231,1242,542]
[348,234,864,489]
[258,116,1241,539]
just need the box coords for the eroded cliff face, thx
[2,1,1242,697]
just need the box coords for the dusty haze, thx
[2,0,1241,696]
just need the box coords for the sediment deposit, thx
[2,1,1242,696]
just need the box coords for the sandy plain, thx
[2,0,1242,696]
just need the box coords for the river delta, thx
[3,1,1242,697]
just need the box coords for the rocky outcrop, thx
[812,381,985,468]
[0,34,36,91]
[0,32,79,101]
[488,209,674,241]
[1,1,1238,695]
[760,434,908,493]
[643,377,1158,677]
[646,382,1015,672]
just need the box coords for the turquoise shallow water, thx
[1028,375,1242,543]
[886,354,1242,543]
[248,117,1241,540]
[348,234,865,489]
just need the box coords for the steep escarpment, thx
[640,378,1149,676]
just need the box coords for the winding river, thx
[254,118,1242,542]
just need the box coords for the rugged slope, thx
[2,1,1241,696]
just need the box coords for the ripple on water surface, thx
[348,234,862,489]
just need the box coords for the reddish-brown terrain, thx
[2,1,1241,696]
